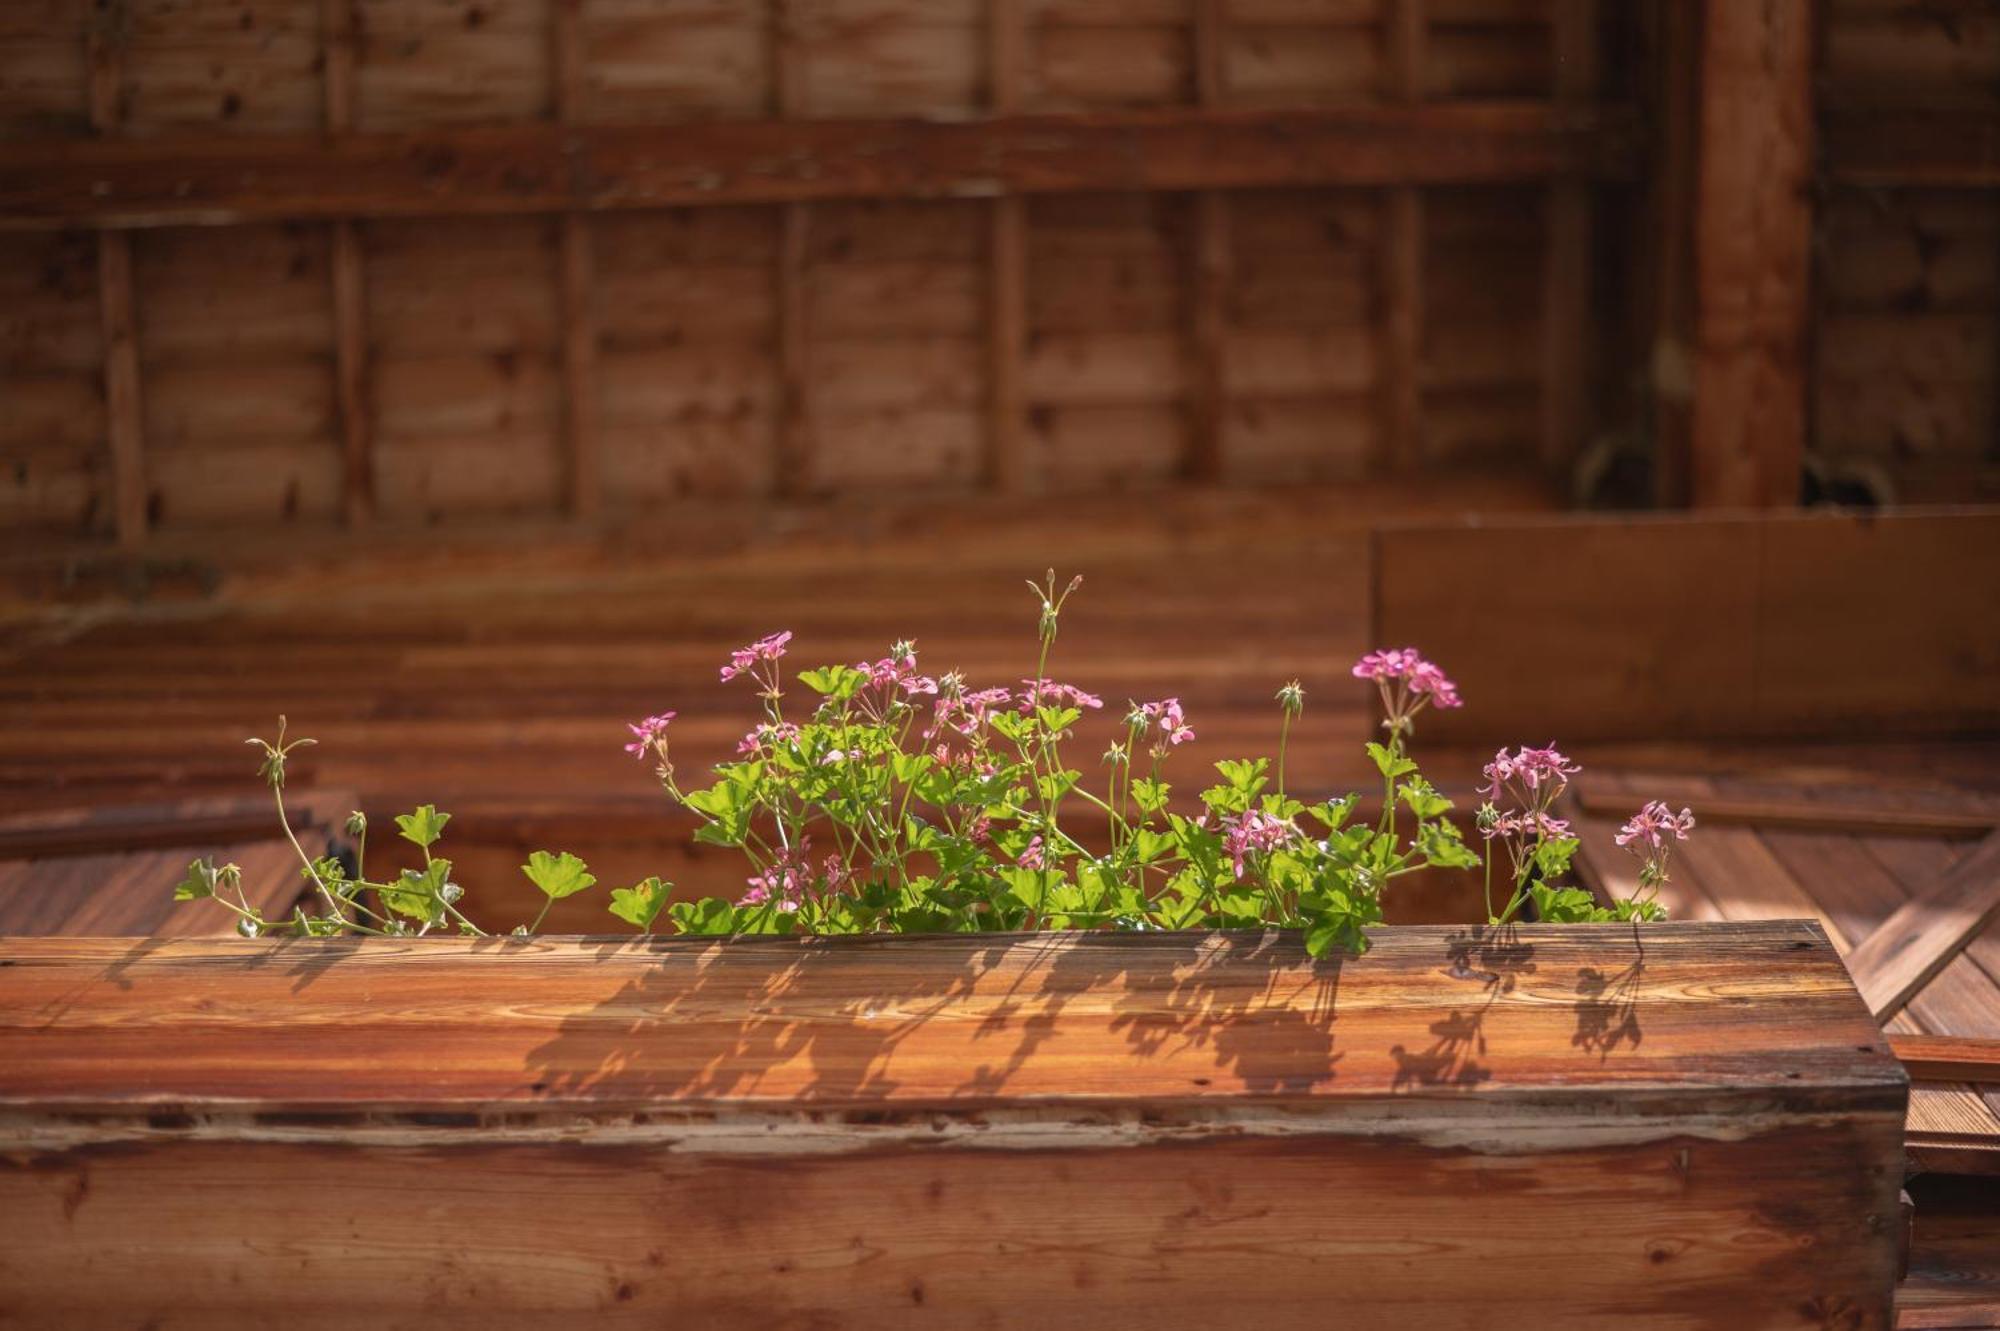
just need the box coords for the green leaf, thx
[1131,778,1171,815]
[890,751,934,786]
[608,876,670,930]
[1214,757,1270,796]
[1364,742,1418,780]
[798,664,866,699]
[667,896,737,936]
[1397,776,1452,820]
[394,804,451,849]
[1532,835,1580,883]
[522,850,597,901]
[172,858,217,901]
[1304,794,1360,832]
[1417,819,1481,870]
[382,858,452,923]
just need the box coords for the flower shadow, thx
[1388,924,1537,1092]
[1570,922,1646,1060]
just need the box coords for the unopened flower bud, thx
[344,810,367,838]
[1276,680,1306,717]
[236,917,260,939]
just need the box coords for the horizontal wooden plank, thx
[0,104,1640,231]
[1572,783,2000,838]
[0,922,1899,1118]
[1823,110,2000,189]
[1893,1035,2000,1086]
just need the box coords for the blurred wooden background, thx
[1,0,1992,547]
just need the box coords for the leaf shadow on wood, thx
[512,931,1344,1107]
[1388,925,1537,1092]
[1570,922,1646,1061]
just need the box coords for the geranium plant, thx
[174,572,1690,955]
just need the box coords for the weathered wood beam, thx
[1379,0,1426,473]
[1539,0,1595,470]
[1822,109,2000,190]
[1846,830,2000,1023]
[1571,784,2000,839]
[1686,0,1813,508]
[0,105,1640,231]
[985,0,1029,493]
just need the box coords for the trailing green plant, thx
[173,572,1688,953]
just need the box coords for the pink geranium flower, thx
[1615,800,1696,852]
[720,630,793,683]
[624,712,676,760]
[1353,646,1462,736]
[1223,808,1296,880]
[1135,697,1196,752]
[1018,836,1046,870]
[1019,678,1104,713]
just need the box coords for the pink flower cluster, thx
[1478,745,1580,849]
[1018,835,1046,870]
[1223,808,1295,879]
[624,711,676,761]
[1352,647,1462,735]
[926,684,1013,747]
[1134,697,1195,753]
[1019,678,1105,713]
[739,838,849,913]
[735,721,800,756]
[719,631,792,686]
[1615,800,1696,852]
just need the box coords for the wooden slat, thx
[1846,831,2000,1023]
[1379,0,1425,472]
[772,2,810,498]
[95,232,147,548]
[1894,1036,2000,1086]
[322,0,370,526]
[1823,110,2000,190]
[1687,0,1813,508]
[0,923,1900,1112]
[1574,784,2000,838]
[86,15,145,549]
[0,106,1642,231]
[1538,0,1594,470]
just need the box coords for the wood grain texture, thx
[1687,0,1813,509]
[0,105,1641,231]
[0,922,1901,1113]
[1894,1036,2000,1086]
[1846,831,2000,1023]
[0,923,1907,1329]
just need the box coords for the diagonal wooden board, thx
[1845,830,2000,1024]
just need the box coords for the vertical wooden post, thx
[986,0,1029,493]
[772,0,812,497]
[1380,0,1426,473]
[1641,0,1699,508]
[322,0,372,525]
[1684,0,1813,509]
[1539,0,1596,472]
[551,0,599,518]
[87,5,146,548]
[1184,0,1229,482]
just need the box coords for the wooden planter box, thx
[0,923,1905,1328]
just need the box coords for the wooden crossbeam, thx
[1569,785,2000,839]
[0,105,1639,232]
[1845,830,2000,1023]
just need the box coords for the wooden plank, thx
[551,0,598,518]
[1894,1036,2000,1086]
[94,231,147,548]
[1538,0,1593,470]
[322,0,370,526]
[1183,0,1228,483]
[0,924,1900,1111]
[771,5,810,497]
[1379,0,1424,472]
[1845,831,2000,1024]
[1823,109,2000,190]
[1574,784,2000,839]
[1687,0,1813,508]
[1640,0,1700,508]
[1370,509,2000,743]
[0,105,1643,230]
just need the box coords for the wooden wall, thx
[1816,0,2000,501]
[0,0,1632,545]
